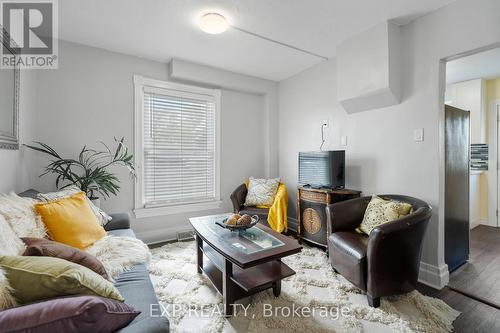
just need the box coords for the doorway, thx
[444,46,500,307]
[496,103,500,225]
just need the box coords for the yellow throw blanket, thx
[244,181,288,233]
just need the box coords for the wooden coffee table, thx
[189,214,302,316]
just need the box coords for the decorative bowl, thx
[215,215,259,231]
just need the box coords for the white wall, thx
[0,70,37,193]
[169,59,279,178]
[29,41,268,243]
[469,173,482,229]
[337,21,401,113]
[445,79,486,143]
[486,78,500,227]
[279,0,500,289]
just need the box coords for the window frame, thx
[133,75,222,218]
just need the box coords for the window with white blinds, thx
[138,82,220,210]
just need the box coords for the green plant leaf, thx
[24,139,135,199]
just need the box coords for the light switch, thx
[414,128,424,142]
[340,135,347,146]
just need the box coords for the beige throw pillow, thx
[358,195,413,235]
[244,177,280,207]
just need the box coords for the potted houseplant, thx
[25,137,135,206]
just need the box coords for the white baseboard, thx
[136,225,194,245]
[470,218,480,229]
[479,218,496,227]
[418,261,449,289]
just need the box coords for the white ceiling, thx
[446,47,500,84]
[59,0,457,81]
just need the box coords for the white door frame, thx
[487,100,500,227]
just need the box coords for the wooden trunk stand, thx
[297,186,361,251]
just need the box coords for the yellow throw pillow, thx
[34,192,106,249]
[358,195,413,235]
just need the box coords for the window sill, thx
[134,200,223,218]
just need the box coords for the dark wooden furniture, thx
[297,186,361,249]
[189,214,302,316]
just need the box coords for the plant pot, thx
[90,198,101,208]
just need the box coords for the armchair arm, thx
[230,184,247,213]
[104,213,131,231]
[326,196,371,236]
[366,206,432,298]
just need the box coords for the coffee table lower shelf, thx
[198,243,296,315]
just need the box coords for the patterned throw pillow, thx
[37,186,112,226]
[358,195,413,235]
[244,177,281,207]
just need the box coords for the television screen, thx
[298,151,345,189]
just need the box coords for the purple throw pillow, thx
[21,237,109,280]
[0,296,139,333]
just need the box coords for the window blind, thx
[143,87,216,207]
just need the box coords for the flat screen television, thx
[298,151,345,189]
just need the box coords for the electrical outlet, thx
[340,136,347,146]
[414,128,424,142]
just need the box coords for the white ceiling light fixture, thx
[197,11,327,60]
[199,13,229,34]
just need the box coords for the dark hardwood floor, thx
[449,225,500,306]
[418,284,500,333]
[418,225,500,332]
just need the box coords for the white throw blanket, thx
[87,235,151,280]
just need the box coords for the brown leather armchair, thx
[230,184,270,226]
[326,195,431,308]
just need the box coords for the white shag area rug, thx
[149,241,459,333]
